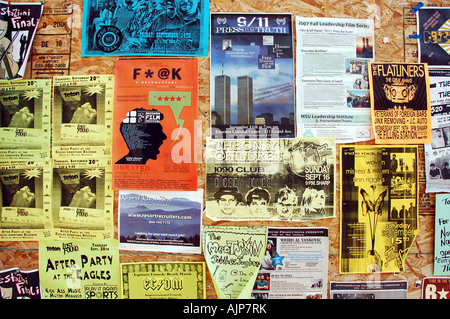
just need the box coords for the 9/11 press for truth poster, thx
[210,13,295,139]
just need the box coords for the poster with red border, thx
[112,58,198,191]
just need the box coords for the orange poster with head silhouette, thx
[112,58,198,190]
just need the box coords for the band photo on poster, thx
[206,137,335,221]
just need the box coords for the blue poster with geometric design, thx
[417,7,450,67]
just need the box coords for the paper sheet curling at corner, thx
[411,2,423,13]
[202,225,267,299]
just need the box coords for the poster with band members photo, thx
[0,1,43,80]
[112,58,198,191]
[0,79,52,162]
[205,137,335,221]
[52,75,114,159]
[0,160,52,241]
[368,62,431,144]
[424,68,450,193]
[340,145,419,274]
[52,157,114,240]
[416,7,450,67]
[210,13,295,139]
[81,0,209,57]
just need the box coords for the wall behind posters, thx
[0,0,445,299]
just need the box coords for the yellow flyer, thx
[52,74,114,159]
[340,145,419,273]
[39,239,120,299]
[120,262,206,299]
[0,79,52,161]
[0,160,52,241]
[51,157,114,240]
[203,225,267,299]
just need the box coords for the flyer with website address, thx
[113,58,198,191]
[39,239,120,299]
[205,137,335,221]
[340,145,419,273]
[51,157,114,240]
[296,17,375,143]
[210,13,295,139]
[0,160,52,241]
[118,189,203,254]
[0,79,52,162]
[424,68,450,193]
[120,261,206,299]
[251,227,328,299]
[52,74,114,159]
[368,62,431,144]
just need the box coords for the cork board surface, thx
[0,0,447,299]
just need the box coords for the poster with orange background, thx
[112,58,198,191]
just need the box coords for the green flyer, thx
[39,239,120,299]
[203,225,267,299]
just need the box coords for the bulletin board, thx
[0,0,447,299]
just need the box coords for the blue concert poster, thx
[81,0,209,57]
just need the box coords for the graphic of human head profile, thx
[116,108,167,164]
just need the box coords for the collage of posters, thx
[0,1,449,302]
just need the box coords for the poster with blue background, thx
[210,13,295,139]
[417,7,450,67]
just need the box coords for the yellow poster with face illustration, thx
[52,74,114,159]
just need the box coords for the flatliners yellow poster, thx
[368,62,431,144]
